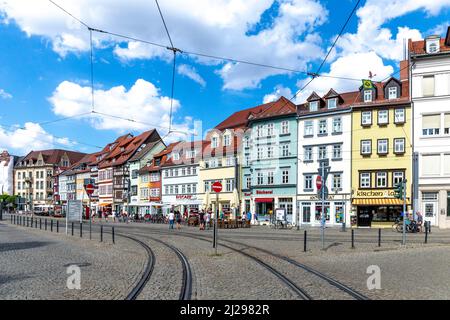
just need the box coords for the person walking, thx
[204,211,210,230]
[176,211,182,230]
[168,210,175,229]
[199,210,205,230]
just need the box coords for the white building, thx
[296,90,353,227]
[0,151,18,195]
[410,29,450,228]
[161,141,203,215]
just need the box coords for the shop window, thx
[302,203,311,223]
[335,202,344,223]
[315,203,330,221]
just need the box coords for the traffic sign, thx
[85,183,95,196]
[316,176,323,190]
[212,181,223,193]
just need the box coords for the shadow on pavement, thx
[0,241,53,253]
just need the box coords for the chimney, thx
[400,60,409,81]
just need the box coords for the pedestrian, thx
[168,210,175,229]
[205,211,210,230]
[219,210,224,220]
[176,211,182,230]
[199,210,205,230]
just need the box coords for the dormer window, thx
[172,153,180,161]
[364,90,373,102]
[211,136,218,148]
[310,101,318,111]
[327,98,337,109]
[426,36,440,54]
[388,87,398,99]
[223,134,231,146]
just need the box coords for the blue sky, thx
[1,0,450,156]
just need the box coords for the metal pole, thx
[80,222,83,238]
[378,228,381,247]
[51,220,53,232]
[89,198,92,240]
[39,218,42,229]
[57,220,59,233]
[71,222,74,236]
[402,179,407,245]
[100,225,103,242]
[351,229,355,248]
[321,164,325,250]
[303,230,307,252]
[425,223,428,244]
[45,219,47,230]
[112,226,115,244]
[214,192,219,254]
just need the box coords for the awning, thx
[352,198,410,206]
[99,203,112,207]
[255,198,274,203]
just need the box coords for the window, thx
[422,76,435,97]
[246,176,251,189]
[304,121,313,136]
[131,170,138,179]
[445,114,450,134]
[211,136,218,148]
[333,174,342,190]
[267,172,274,185]
[226,156,235,166]
[388,87,398,99]
[18,172,21,179]
[257,172,264,185]
[131,186,138,196]
[302,203,311,223]
[141,174,149,183]
[327,98,337,109]
[378,110,389,125]
[204,181,210,192]
[223,135,231,146]
[267,146,274,159]
[304,175,313,190]
[266,123,274,136]
[257,147,263,160]
[422,114,440,136]
[364,90,373,102]
[376,172,387,188]
[361,111,372,126]
[393,172,404,186]
[310,101,318,111]
[304,147,313,161]
[281,121,289,134]
[395,108,405,123]
[281,144,289,157]
[360,173,371,188]
[172,153,180,161]
[318,146,327,160]
[361,140,372,155]
[332,117,342,133]
[377,139,388,155]
[226,179,233,192]
[422,155,440,176]
[186,150,197,159]
[394,138,405,154]
[257,125,263,137]
[244,136,250,148]
[282,170,289,184]
[332,145,342,159]
[318,119,327,135]
[444,154,450,175]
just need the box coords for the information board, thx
[67,200,82,222]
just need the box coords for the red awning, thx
[255,198,274,203]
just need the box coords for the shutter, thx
[422,114,441,129]
[422,155,440,175]
[444,154,450,175]
[445,114,450,128]
[422,76,435,96]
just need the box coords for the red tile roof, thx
[17,149,86,167]
[409,38,450,55]
[215,100,275,131]
[139,142,180,173]
[248,96,296,121]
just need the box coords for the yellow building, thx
[351,77,412,228]
[199,132,240,218]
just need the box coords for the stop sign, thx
[212,181,222,193]
[85,183,95,195]
[316,176,323,190]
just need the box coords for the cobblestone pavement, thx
[0,222,146,300]
[3,216,450,300]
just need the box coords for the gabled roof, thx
[16,149,86,167]
[323,88,340,99]
[138,142,180,173]
[248,96,297,121]
[128,133,164,162]
[297,91,358,116]
[215,100,275,130]
[306,91,322,102]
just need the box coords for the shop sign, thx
[244,193,251,197]
[256,190,273,195]
[176,195,196,200]
[309,195,335,201]
[355,190,396,198]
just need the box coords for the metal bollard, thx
[71,222,74,236]
[45,219,47,230]
[26,217,29,227]
[35,219,37,228]
[100,225,103,242]
[31,217,33,228]
[13,215,15,224]
[11,214,13,223]
[351,229,355,248]
[303,230,307,252]
[112,226,115,244]
[40,218,42,229]
[425,224,428,244]
[80,223,83,238]
[51,220,53,232]
[89,219,92,240]
[378,228,381,247]
[57,220,59,233]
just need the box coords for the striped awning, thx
[352,198,410,205]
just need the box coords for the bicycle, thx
[269,220,293,230]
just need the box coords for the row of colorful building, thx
[2,32,450,228]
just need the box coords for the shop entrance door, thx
[423,201,438,226]
[357,207,372,227]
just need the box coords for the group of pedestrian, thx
[168,209,183,230]
[198,209,211,230]
[91,209,129,223]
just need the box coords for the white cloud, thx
[0,0,328,90]
[294,51,394,103]
[0,88,12,99]
[48,78,195,136]
[335,0,450,62]
[263,85,293,103]
[0,122,74,155]
[177,64,206,87]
